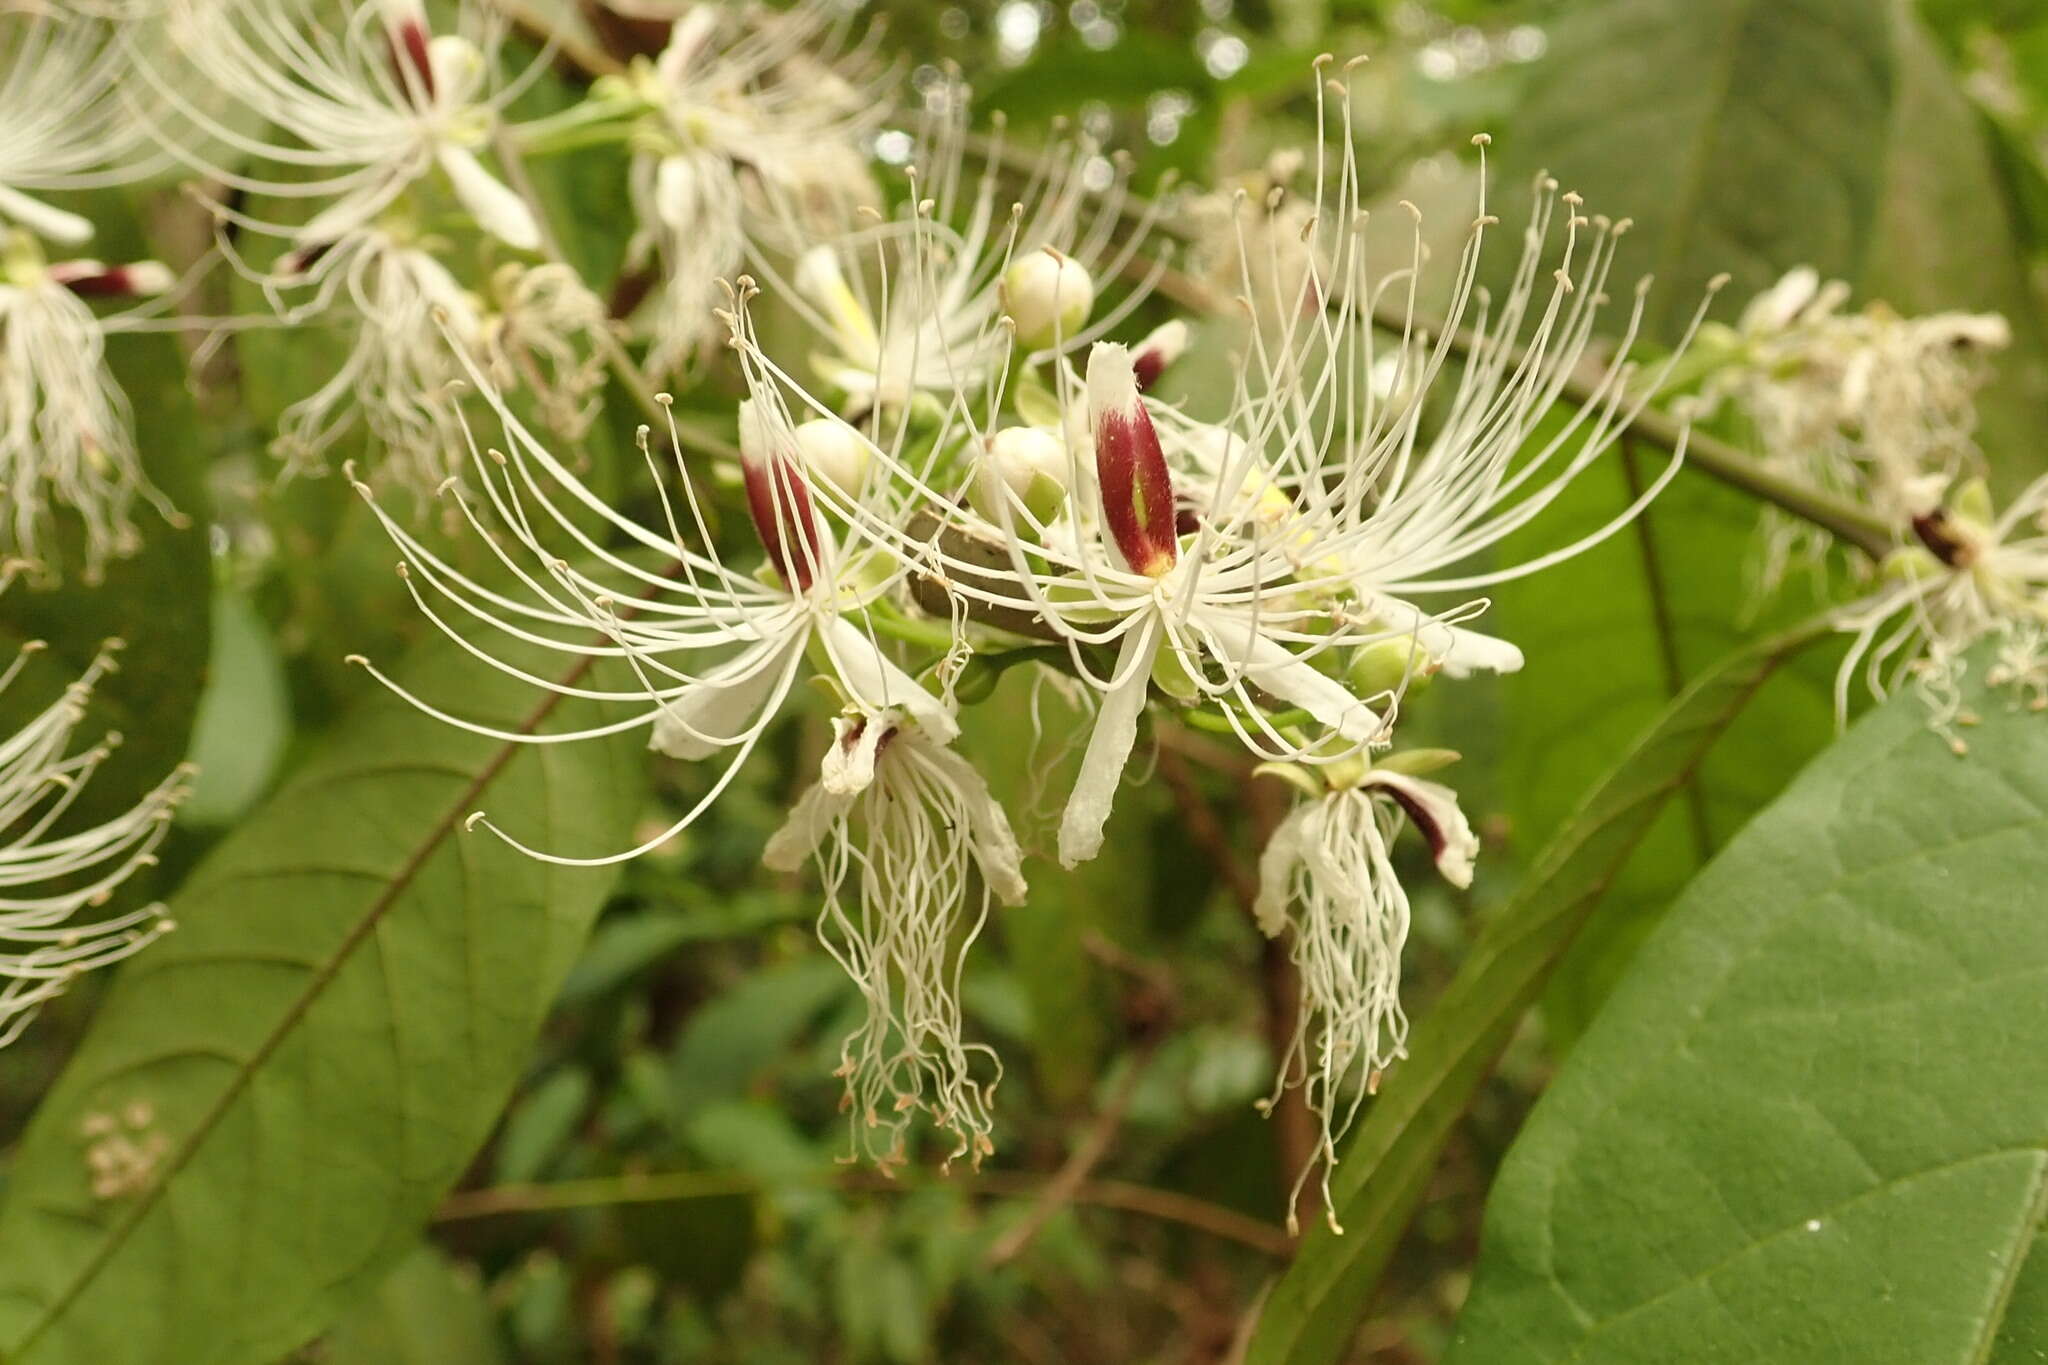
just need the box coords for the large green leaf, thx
[1486,0,2048,1036]
[0,627,636,1364]
[1244,617,1831,1365]
[1444,658,2048,1363]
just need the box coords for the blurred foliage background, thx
[4,0,2047,1361]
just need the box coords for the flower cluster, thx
[1703,269,2040,746]
[0,573,192,1050]
[344,37,1706,1220]
[1697,266,2009,592]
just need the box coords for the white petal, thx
[438,146,540,251]
[654,155,698,232]
[1253,804,1310,938]
[1057,620,1161,868]
[1235,629,1381,743]
[818,615,958,745]
[0,184,93,245]
[821,713,886,796]
[1364,770,1479,889]
[299,173,409,248]
[762,781,851,873]
[919,738,1028,905]
[649,637,801,758]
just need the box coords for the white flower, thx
[347,289,958,864]
[0,6,157,246]
[765,108,1167,412]
[0,231,181,579]
[764,709,1025,1168]
[0,623,191,1050]
[612,1,890,373]
[1835,475,2048,751]
[1253,763,1476,1233]
[147,0,538,251]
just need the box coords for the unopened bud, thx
[1087,343,1177,577]
[737,400,825,592]
[380,0,437,100]
[1003,246,1094,349]
[792,418,870,495]
[970,426,1068,525]
[1350,637,1436,698]
[1131,319,1188,391]
[48,259,175,299]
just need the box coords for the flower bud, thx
[970,426,1068,525]
[1002,246,1094,349]
[737,399,825,592]
[1349,637,1436,699]
[47,259,174,299]
[1087,343,1177,577]
[1131,319,1188,392]
[792,417,869,495]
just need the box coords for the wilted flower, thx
[765,709,1025,1167]
[1,230,182,578]
[1699,266,2009,589]
[1836,475,2048,751]
[249,229,607,490]
[1254,756,1475,1233]
[1,616,191,1050]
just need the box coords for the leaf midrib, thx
[13,654,599,1354]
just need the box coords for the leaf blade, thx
[1442,656,2048,1363]
[0,630,637,1365]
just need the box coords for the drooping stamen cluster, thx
[1254,762,1475,1231]
[765,710,1026,1168]
[1,230,182,579]
[0,626,192,1049]
[1835,474,2048,752]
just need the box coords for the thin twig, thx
[983,1035,1159,1267]
[432,1165,1293,1256]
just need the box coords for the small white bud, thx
[971,425,1069,525]
[792,417,870,495]
[1002,246,1095,349]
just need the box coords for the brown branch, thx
[433,1166,1293,1257]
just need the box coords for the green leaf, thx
[1483,0,2048,1035]
[1243,616,1831,1365]
[321,1244,508,1365]
[180,587,291,826]
[1493,449,1842,1043]
[0,625,637,1364]
[1443,656,2048,1363]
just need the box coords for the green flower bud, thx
[970,426,1070,526]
